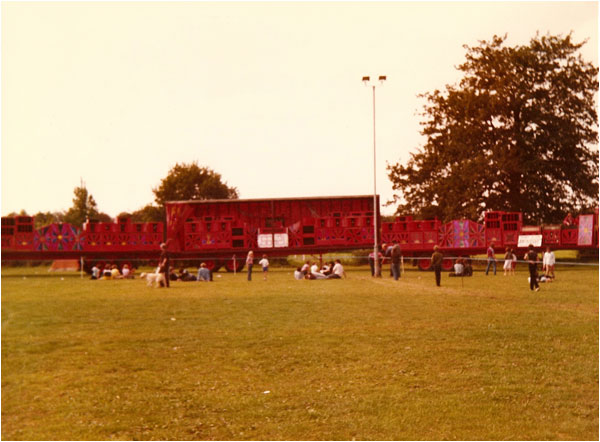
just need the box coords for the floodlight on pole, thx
[363,75,386,277]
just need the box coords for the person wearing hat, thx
[431,245,444,287]
[159,242,170,288]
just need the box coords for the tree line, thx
[8,162,238,229]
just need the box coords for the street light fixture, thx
[363,75,386,277]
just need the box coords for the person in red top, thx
[485,243,497,276]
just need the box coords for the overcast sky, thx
[2,1,598,217]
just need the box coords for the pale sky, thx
[2,1,598,217]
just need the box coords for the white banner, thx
[257,234,273,248]
[518,234,542,248]
[274,233,289,248]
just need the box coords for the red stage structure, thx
[2,196,598,272]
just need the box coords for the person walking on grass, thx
[543,247,556,279]
[259,254,269,281]
[525,244,540,292]
[485,242,497,275]
[431,246,444,287]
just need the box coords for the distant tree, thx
[33,211,65,229]
[63,185,111,226]
[153,162,239,208]
[130,204,164,223]
[387,33,598,223]
[6,210,29,217]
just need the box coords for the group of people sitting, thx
[294,259,346,280]
[167,263,213,282]
[91,263,134,280]
[448,257,473,277]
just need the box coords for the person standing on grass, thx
[246,250,254,281]
[543,247,556,279]
[503,247,513,276]
[369,247,384,277]
[390,242,402,280]
[159,243,170,288]
[431,246,444,287]
[525,244,540,292]
[259,254,269,281]
[485,242,497,275]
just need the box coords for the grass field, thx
[2,264,598,440]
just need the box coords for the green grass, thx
[2,264,598,440]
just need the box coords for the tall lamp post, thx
[362,75,386,277]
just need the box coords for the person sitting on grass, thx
[121,264,135,279]
[462,257,473,276]
[300,261,310,277]
[179,268,197,282]
[448,258,464,277]
[327,259,346,279]
[310,262,327,280]
[102,265,112,279]
[294,267,304,280]
[197,262,211,282]
[91,264,100,280]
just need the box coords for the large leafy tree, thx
[387,33,598,223]
[153,162,239,208]
[63,185,111,226]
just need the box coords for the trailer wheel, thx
[224,258,245,273]
[203,260,222,273]
[442,258,454,271]
[418,257,432,271]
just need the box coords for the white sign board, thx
[258,233,289,248]
[274,233,289,248]
[257,234,273,248]
[517,234,542,248]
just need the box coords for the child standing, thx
[503,248,512,276]
[259,254,269,281]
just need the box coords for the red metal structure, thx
[381,209,599,270]
[165,195,378,271]
[1,196,598,272]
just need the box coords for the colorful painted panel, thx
[577,215,594,246]
[34,223,84,251]
[452,220,470,248]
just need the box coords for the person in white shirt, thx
[310,263,327,279]
[328,260,346,279]
[294,267,304,280]
[543,247,556,279]
[91,264,100,280]
[258,254,269,281]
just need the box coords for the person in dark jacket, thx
[525,244,540,292]
[390,242,402,280]
[159,242,170,288]
[431,246,443,287]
